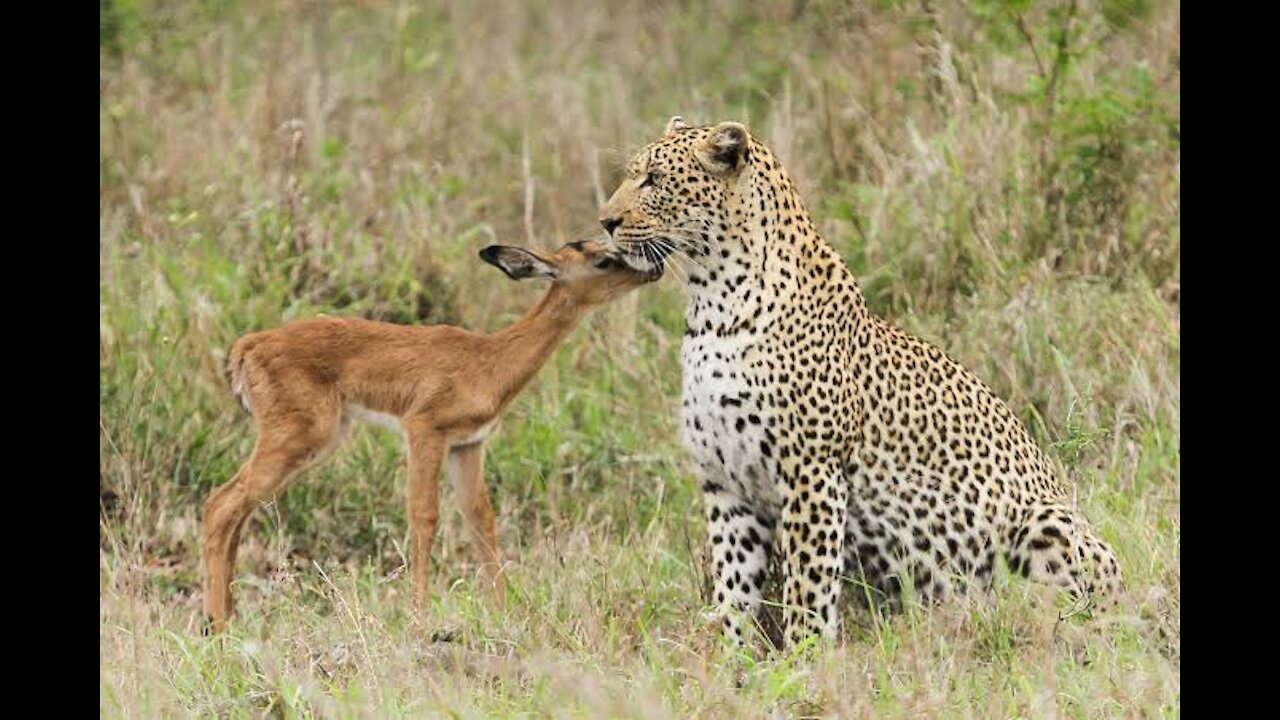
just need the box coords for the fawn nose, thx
[600,217,622,236]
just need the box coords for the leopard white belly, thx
[681,333,780,516]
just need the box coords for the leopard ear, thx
[664,115,690,136]
[695,121,750,175]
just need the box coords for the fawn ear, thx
[664,115,690,136]
[479,246,559,281]
[695,121,751,175]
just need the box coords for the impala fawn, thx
[202,240,655,632]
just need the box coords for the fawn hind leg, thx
[202,401,343,633]
[447,441,505,605]
[1007,502,1123,609]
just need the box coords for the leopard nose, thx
[600,217,622,236]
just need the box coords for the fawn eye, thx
[594,256,620,269]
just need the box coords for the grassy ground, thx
[100,0,1179,716]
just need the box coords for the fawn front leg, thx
[404,425,447,605]
[778,457,847,649]
[448,441,506,605]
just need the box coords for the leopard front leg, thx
[778,456,847,648]
[704,483,775,648]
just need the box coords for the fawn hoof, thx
[430,628,459,643]
[203,614,228,636]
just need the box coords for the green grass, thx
[101,0,1179,716]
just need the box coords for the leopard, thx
[597,116,1122,650]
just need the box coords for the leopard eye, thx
[638,173,657,189]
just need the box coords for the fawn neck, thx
[486,283,595,405]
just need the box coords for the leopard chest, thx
[680,332,782,515]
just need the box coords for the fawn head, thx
[478,239,658,305]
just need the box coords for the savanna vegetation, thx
[100,0,1179,715]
